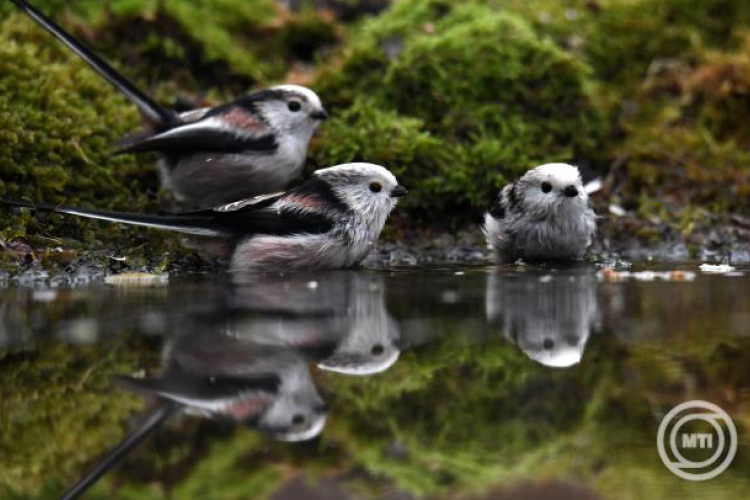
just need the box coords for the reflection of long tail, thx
[7,0,177,128]
[58,401,180,500]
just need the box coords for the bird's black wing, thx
[489,184,510,219]
[206,194,339,237]
[489,183,524,219]
[115,105,278,155]
[116,373,280,403]
[183,176,348,237]
[8,0,177,127]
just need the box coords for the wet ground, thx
[1,261,749,500]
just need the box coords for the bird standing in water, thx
[484,163,597,263]
[9,0,328,208]
[4,163,407,272]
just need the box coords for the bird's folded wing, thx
[116,373,280,404]
[112,107,212,150]
[195,183,342,237]
[211,192,285,213]
[489,184,513,219]
[115,113,278,155]
[209,203,336,237]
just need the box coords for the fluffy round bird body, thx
[8,0,328,208]
[484,163,597,263]
[3,163,407,272]
[152,85,328,207]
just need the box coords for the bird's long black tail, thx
[3,199,227,237]
[57,401,180,500]
[7,0,177,127]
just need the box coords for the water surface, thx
[1,263,749,500]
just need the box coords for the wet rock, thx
[388,249,418,266]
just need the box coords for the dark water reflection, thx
[1,263,749,500]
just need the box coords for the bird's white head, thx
[517,163,588,212]
[248,84,328,137]
[314,163,407,224]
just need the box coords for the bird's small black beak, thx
[563,185,579,198]
[391,185,408,198]
[311,109,329,121]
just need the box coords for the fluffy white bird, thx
[231,272,401,375]
[484,163,597,263]
[4,163,407,272]
[122,334,328,442]
[11,0,328,208]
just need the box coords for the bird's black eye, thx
[288,101,302,112]
[541,182,553,193]
[371,344,385,356]
[291,414,305,425]
[369,182,382,193]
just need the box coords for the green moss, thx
[312,1,605,222]
[0,15,173,245]
[310,97,445,211]
[583,0,750,84]
[0,339,158,499]
[612,38,750,218]
[0,0,106,19]
[1,0,339,95]
[88,0,340,93]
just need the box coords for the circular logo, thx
[657,400,737,481]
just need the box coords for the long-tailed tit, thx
[230,272,401,375]
[53,333,327,500]
[122,334,328,442]
[4,163,407,272]
[10,0,328,207]
[484,163,597,263]
[486,269,600,368]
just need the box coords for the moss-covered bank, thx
[1,0,749,262]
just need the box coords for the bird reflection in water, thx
[57,271,400,500]
[486,269,600,368]
[230,271,401,375]
[121,334,328,442]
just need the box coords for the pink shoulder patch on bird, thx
[283,194,323,211]
[223,108,265,131]
[223,395,272,421]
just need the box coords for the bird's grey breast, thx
[515,204,595,260]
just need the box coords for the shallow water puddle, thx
[1,263,749,500]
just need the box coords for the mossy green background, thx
[1,0,749,249]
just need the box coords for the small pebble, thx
[699,264,736,274]
[104,272,168,286]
